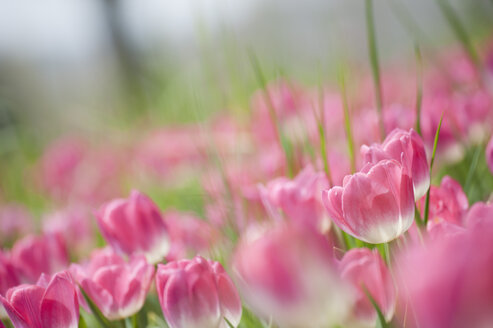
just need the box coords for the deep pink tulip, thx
[0,271,79,328]
[233,224,352,327]
[0,251,20,297]
[259,165,330,232]
[487,136,493,174]
[323,159,415,244]
[156,256,242,328]
[420,176,468,226]
[96,190,170,263]
[396,218,493,328]
[11,234,68,283]
[361,128,429,200]
[71,248,154,320]
[339,248,395,327]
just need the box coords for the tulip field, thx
[1,1,493,328]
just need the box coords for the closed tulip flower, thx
[11,234,69,283]
[361,128,429,200]
[0,271,79,328]
[96,190,170,263]
[156,256,242,328]
[339,248,396,327]
[323,159,414,244]
[71,248,154,320]
[233,223,352,328]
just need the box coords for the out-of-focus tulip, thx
[339,248,395,327]
[464,202,493,228]
[11,234,68,283]
[71,248,154,320]
[96,190,170,263]
[421,176,468,226]
[361,128,430,200]
[396,218,493,328]
[156,256,242,328]
[0,204,33,245]
[233,223,352,327]
[487,136,493,174]
[260,165,330,232]
[0,251,20,297]
[323,159,415,244]
[0,271,79,328]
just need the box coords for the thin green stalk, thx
[79,285,112,328]
[338,68,356,173]
[435,0,481,71]
[464,144,482,193]
[362,284,390,328]
[414,44,423,136]
[317,79,334,186]
[423,114,444,226]
[248,50,294,177]
[365,0,385,140]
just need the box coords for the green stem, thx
[414,44,423,135]
[362,284,390,328]
[338,69,356,173]
[317,82,334,186]
[365,0,385,140]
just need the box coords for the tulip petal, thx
[0,294,30,328]
[6,285,44,328]
[40,272,78,328]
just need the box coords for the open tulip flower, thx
[0,271,79,328]
[96,190,170,264]
[323,159,415,244]
[70,248,154,320]
[361,128,430,200]
[156,256,242,328]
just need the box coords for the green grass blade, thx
[365,0,385,140]
[362,284,391,328]
[414,44,423,136]
[338,67,356,174]
[423,114,444,226]
[79,285,113,328]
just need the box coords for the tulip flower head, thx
[156,256,242,328]
[323,159,415,244]
[361,128,430,200]
[71,248,154,320]
[96,190,170,263]
[0,271,79,328]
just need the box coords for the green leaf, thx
[78,315,88,328]
[362,284,391,328]
[78,285,113,328]
[224,317,236,328]
[423,113,444,226]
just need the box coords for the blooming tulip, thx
[71,248,154,320]
[323,159,414,244]
[233,223,352,327]
[96,190,170,263]
[361,128,429,200]
[339,248,395,327]
[156,256,242,328]
[0,271,79,328]
[11,234,68,283]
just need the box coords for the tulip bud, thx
[71,248,154,320]
[0,271,79,328]
[233,223,352,327]
[96,190,170,263]
[156,256,242,328]
[11,234,69,283]
[339,248,396,327]
[323,159,415,244]
[361,128,430,200]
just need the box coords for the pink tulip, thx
[156,256,242,328]
[0,271,79,328]
[259,165,330,232]
[464,202,493,228]
[0,251,20,297]
[71,248,154,320]
[420,176,468,226]
[233,223,352,327]
[487,136,493,174]
[0,204,33,244]
[396,218,493,327]
[323,159,415,244]
[339,248,395,327]
[96,190,170,263]
[361,128,429,200]
[11,234,68,283]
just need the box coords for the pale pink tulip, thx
[361,128,429,200]
[233,223,352,327]
[0,271,79,328]
[71,248,154,320]
[156,256,242,328]
[339,248,395,327]
[464,202,493,228]
[0,204,33,244]
[96,190,170,263]
[323,159,415,243]
[11,234,68,283]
